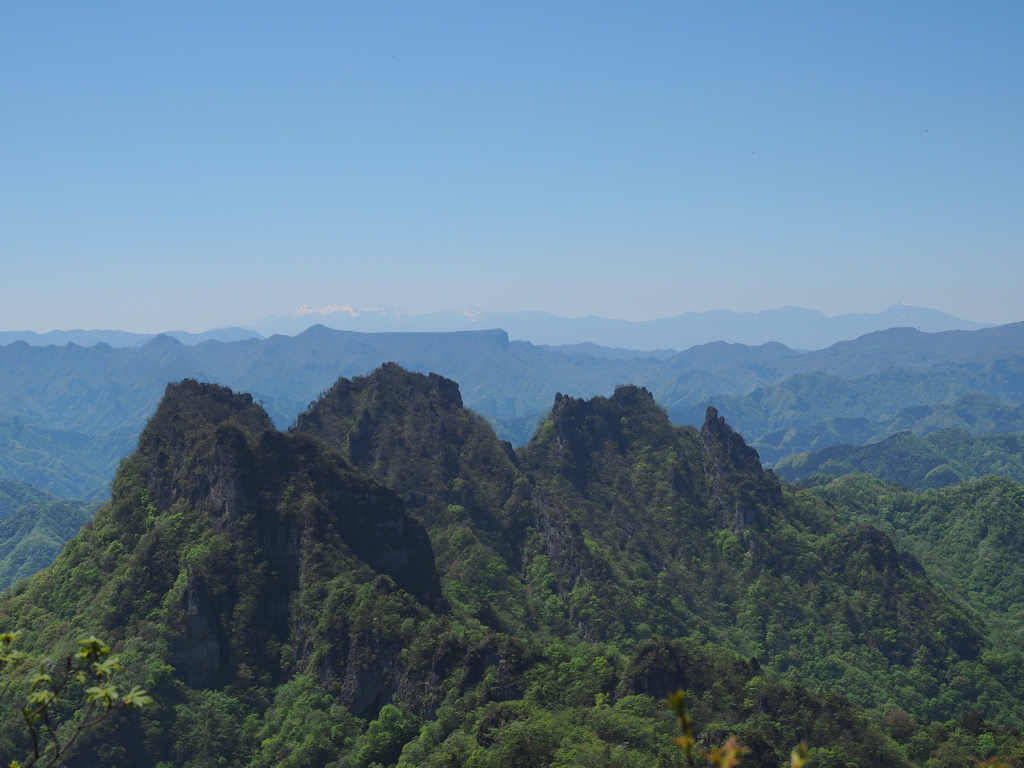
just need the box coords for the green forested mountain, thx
[879,393,1024,436]
[809,474,1024,648]
[775,427,1024,488]
[6,371,1012,766]
[294,363,528,624]
[0,496,99,590]
[0,479,101,590]
[0,479,56,518]
[296,365,991,721]
[746,392,1024,465]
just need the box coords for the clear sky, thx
[2,2,1022,332]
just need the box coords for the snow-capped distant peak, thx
[456,308,487,322]
[363,306,411,319]
[292,304,359,318]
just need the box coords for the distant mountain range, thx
[0,419,133,500]
[774,426,1024,489]
[677,369,1024,465]
[0,326,263,348]
[735,393,1024,465]
[247,302,994,351]
[1,304,997,352]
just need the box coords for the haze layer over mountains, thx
[244,303,996,351]
[0,303,991,352]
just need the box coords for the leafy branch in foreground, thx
[1,632,152,768]
[670,688,805,768]
[667,689,697,766]
[671,688,1024,767]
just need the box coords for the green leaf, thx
[85,685,120,707]
[121,686,153,707]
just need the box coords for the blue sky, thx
[2,2,1022,332]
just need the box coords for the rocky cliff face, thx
[294,362,521,534]
[514,381,983,678]
[700,405,784,535]
[3,379,444,701]
[137,380,443,688]
[294,363,534,629]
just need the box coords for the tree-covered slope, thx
[0,497,99,590]
[774,427,1024,488]
[791,323,1024,377]
[809,474,1024,651]
[0,479,56,519]
[881,392,1024,436]
[0,419,131,500]
[0,379,457,763]
[515,391,1010,721]
[294,363,531,623]
[749,392,1024,466]
[0,479,101,590]
[0,375,938,767]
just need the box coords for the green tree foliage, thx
[810,473,1024,642]
[294,363,530,623]
[0,481,101,592]
[0,423,132,502]
[353,704,418,768]
[0,484,55,521]
[515,391,998,721]
[0,632,150,767]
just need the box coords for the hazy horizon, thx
[0,302,1005,357]
[0,301,1002,336]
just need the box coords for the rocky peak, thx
[700,406,764,474]
[136,379,273,512]
[544,385,670,486]
[295,364,521,539]
[699,406,782,534]
[126,379,443,688]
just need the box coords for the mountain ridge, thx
[247,303,994,351]
[0,326,264,348]
[4,304,995,352]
